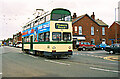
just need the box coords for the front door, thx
[30,36,33,50]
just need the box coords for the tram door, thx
[22,38,24,51]
[30,36,33,50]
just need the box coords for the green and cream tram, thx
[22,8,73,58]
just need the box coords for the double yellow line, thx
[104,56,119,61]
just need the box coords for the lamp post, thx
[115,7,119,44]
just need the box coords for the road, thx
[1,46,120,78]
[0,47,2,79]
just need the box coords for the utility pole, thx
[115,7,119,44]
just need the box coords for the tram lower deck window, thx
[38,33,44,42]
[52,32,61,41]
[63,32,71,41]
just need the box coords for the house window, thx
[91,26,94,35]
[91,39,95,45]
[75,26,77,32]
[79,26,82,35]
[102,39,106,44]
[102,27,105,35]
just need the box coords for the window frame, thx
[79,26,82,35]
[52,32,61,41]
[63,32,71,41]
[45,32,50,42]
[51,14,71,21]
[102,27,105,35]
[91,26,94,35]
[38,33,45,42]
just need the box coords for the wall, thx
[72,15,109,45]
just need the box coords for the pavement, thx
[0,46,2,79]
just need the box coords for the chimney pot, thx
[91,12,95,20]
[73,13,77,19]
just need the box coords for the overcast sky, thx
[0,0,120,40]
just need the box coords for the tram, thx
[22,8,73,58]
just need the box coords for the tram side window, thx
[24,37,27,42]
[52,32,61,41]
[45,32,50,41]
[38,33,44,42]
[46,14,50,22]
[26,36,30,42]
[34,35,37,42]
[40,17,45,24]
[63,32,71,41]
[34,20,38,26]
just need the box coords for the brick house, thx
[13,32,22,46]
[72,12,109,48]
[108,21,120,45]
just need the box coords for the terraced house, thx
[72,12,109,49]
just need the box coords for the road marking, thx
[104,56,119,61]
[23,54,27,55]
[90,67,120,73]
[29,55,38,59]
[0,73,2,75]
[91,55,95,57]
[86,54,90,56]
[99,62,118,65]
[89,52,94,53]
[45,60,70,66]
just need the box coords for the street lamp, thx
[115,7,119,44]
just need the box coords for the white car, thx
[16,44,22,48]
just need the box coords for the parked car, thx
[16,44,22,48]
[9,44,13,47]
[77,42,96,51]
[105,44,120,54]
[96,44,109,50]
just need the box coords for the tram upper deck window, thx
[52,32,61,41]
[52,14,71,21]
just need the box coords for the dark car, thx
[105,44,120,54]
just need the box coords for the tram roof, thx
[22,8,71,28]
[51,8,71,15]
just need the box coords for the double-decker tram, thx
[22,8,73,58]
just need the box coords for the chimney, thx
[91,12,95,20]
[73,13,77,19]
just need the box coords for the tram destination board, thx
[55,23,68,29]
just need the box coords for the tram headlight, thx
[52,46,56,49]
[68,46,71,49]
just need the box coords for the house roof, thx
[116,21,120,25]
[72,14,85,23]
[72,14,108,27]
[95,19,108,26]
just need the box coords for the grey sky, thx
[0,0,119,40]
